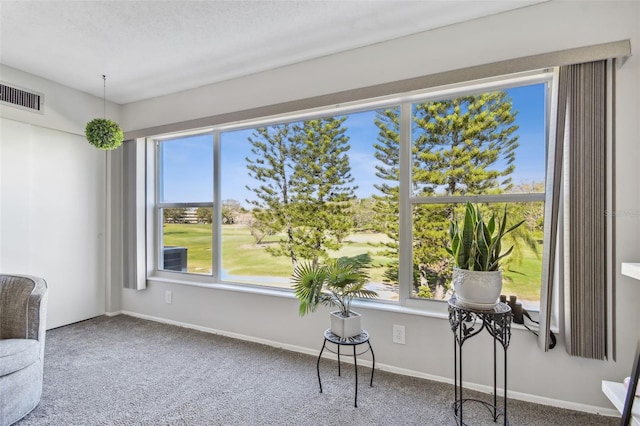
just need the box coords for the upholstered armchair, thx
[0,274,48,426]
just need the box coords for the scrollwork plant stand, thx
[448,297,512,426]
[316,329,375,407]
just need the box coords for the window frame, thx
[153,131,217,279]
[146,69,554,311]
[400,73,553,309]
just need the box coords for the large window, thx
[150,71,550,309]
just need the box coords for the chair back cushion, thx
[0,275,46,340]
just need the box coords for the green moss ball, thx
[85,118,124,150]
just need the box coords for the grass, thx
[163,223,543,303]
[163,224,213,274]
[502,244,543,304]
[221,225,293,278]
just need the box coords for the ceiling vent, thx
[0,81,44,114]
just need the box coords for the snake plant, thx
[446,202,524,271]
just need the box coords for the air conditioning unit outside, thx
[163,246,188,272]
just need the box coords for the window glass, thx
[161,208,213,275]
[159,134,213,203]
[220,126,294,286]
[411,201,544,307]
[151,75,549,310]
[219,109,400,300]
[158,134,213,275]
[410,83,546,309]
[411,86,546,197]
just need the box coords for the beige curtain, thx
[539,60,610,359]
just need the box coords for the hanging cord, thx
[102,75,106,119]
[521,309,557,349]
[503,295,557,349]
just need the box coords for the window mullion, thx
[398,102,413,304]
[212,131,221,281]
[155,140,164,271]
[157,202,214,208]
[411,193,546,204]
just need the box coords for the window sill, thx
[145,274,548,334]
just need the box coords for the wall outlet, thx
[393,324,406,344]
[165,290,172,304]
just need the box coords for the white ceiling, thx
[0,1,542,105]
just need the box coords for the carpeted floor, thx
[17,315,616,425]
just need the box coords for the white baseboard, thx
[362,363,618,418]
[116,311,619,419]
[120,310,320,357]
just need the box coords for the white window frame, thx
[401,72,553,309]
[145,69,554,312]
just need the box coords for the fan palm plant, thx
[292,254,378,317]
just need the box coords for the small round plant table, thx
[448,296,512,425]
[316,329,375,407]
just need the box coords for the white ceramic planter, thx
[330,311,362,338]
[452,267,503,309]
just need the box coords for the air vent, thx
[0,82,44,114]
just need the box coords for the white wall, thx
[0,67,118,327]
[118,0,640,414]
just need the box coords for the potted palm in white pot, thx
[292,254,378,338]
[446,202,524,309]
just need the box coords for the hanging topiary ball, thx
[85,118,123,150]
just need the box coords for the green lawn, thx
[502,244,543,304]
[163,223,213,274]
[220,225,293,277]
[163,224,392,281]
[163,223,542,303]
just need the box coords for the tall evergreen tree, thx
[371,108,401,283]
[373,92,520,297]
[245,117,357,268]
[245,124,297,264]
[412,92,518,196]
[289,117,357,266]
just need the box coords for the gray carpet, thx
[17,315,615,425]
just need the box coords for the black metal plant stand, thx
[316,329,375,407]
[448,297,512,425]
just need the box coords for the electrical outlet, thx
[165,290,172,304]
[393,324,406,344]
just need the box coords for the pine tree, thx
[412,92,519,196]
[371,108,401,283]
[245,124,297,264]
[289,117,357,266]
[245,117,357,268]
[373,92,520,297]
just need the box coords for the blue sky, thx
[161,83,546,206]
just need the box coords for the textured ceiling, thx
[0,1,542,104]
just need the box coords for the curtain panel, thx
[122,139,147,290]
[539,60,611,359]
